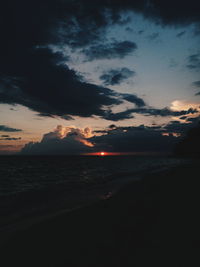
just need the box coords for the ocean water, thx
[0,155,186,230]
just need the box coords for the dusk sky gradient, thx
[0,0,200,154]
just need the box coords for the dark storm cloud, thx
[195,92,200,96]
[176,31,186,38]
[163,116,200,136]
[21,115,200,155]
[21,124,178,154]
[91,125,178,153]
[100,68,135,85]
[186,116,200,123]
[0,125,22,132]
[0,47,146,120]
[21,138,91,155]
[82,41,137,61]
[1,1,199,58]
[72,0,200,29]
[174,123,200,157]
[165,121,192,133]
[141,0,200,26]
[91,117,200,153]
[102,116,200,137]
[186,53,200,70]
[1,0,200,122]
[0,1,142,121]
[89,0,200,28]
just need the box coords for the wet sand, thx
[1,160,200,266]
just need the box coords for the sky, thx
[0,0,200,154]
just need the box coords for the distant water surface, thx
[0,155,188,230]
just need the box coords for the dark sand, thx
[1,160,200,266]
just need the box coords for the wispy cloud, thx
[0,125,22,132]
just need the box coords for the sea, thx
[0,155,188,232]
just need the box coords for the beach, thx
[1,160,200,266]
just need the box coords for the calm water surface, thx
[0,155,186,229]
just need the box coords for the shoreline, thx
[0,159,184,240]
[1,160,200,266]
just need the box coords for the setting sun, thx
[100,152,105,156]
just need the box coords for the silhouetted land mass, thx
[174,123,200,157]
[1,161,200,266]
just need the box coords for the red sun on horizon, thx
[100,151,105,156]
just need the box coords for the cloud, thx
[192,81,200,88]
[82,41,137,61]
[138,30,144,35]
[147,32,159,40]
[176,31,186,38]
[0,47,146,121]
[1,0,199,123]
[0,137,21,141]
[94,1,200,28]
[90,124,179,153]
[103,109,135,121]
[0,3,138,121]
[192,81,200,96]
[186,116,200,123]
[78,1,200,29]
[0,1,199,63]
[170,100,200,112]
[21,115,200,155]
[21,125,94,155]
[186,53,200,70]
[21,124,178,154]
[179,116,187,120]
[0,125,22,132]
[120,93,145,107]
[91,116,200,153]
[116,107,198,117]
[100,68,135,85]
[96,105,199,121]
[174,121,200,156]
[165,117,200,133]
